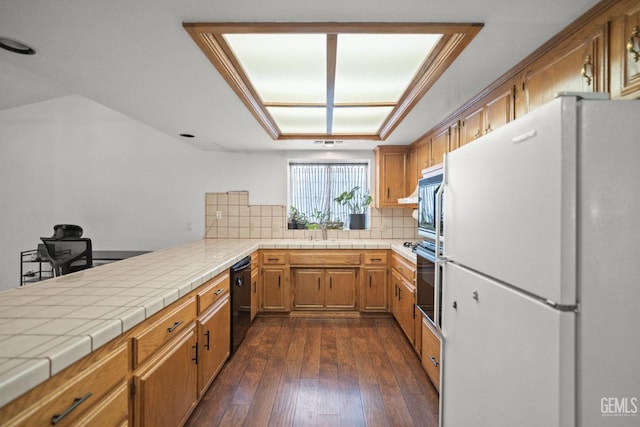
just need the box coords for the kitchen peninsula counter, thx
[0,238,416,407]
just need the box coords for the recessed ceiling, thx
[184,22,482,141]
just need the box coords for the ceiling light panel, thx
[334,34,442,104]
[267,106,327,134]
[184,22,483,140]
[332,106,394,134]
[224,33,326,104]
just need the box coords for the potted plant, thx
[287,206,307,229]
[334,186,373,230]
[327,215,344,230]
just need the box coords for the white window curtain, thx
[289,162,369,223]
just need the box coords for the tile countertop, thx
[0,238,417,407]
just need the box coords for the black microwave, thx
[417,165,444,240]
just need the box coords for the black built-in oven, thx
[414,241,442,329]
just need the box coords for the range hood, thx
[398,185,418,204]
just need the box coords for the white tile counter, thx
[0,238,417,407]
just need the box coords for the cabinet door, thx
[292,269,324,309]
[461,106,483,146]
[391,269,402,320]
[134,325,198,427]
[610,2,640,98]
[198,297,230,396]
[250,267,258,321]
[325,269,358,310]
[391,270,414,344]
[483,87,513,134]
[362,267,388,311]
[375,147,408,207]
[430,128,449,166]
[524,25,606,113]
[449,119,462,152]
[397,278,415,345]
[262,267,287,311]
[416,140,430,172]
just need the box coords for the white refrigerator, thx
[440,95,640,427]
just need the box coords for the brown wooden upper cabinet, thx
[460,85,515,146]
[374,145,409,208]
[448,119,462,153]
[523,24,607,113]
[416,138,430,172]
[401,0,640,202]
[430,127,450,167]
[461,105,484,146]
[610,0,640,99]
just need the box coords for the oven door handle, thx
[434,255,442,329]
[435,153,446,259]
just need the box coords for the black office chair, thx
[52,224,84,239]
[40,224,93,277]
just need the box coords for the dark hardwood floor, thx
[185,315,439,427]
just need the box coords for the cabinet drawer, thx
[289,251,360,266]
[133,296,197,366]
[262,252,288,265]
[363,251,388,265]
[197,272,230,315]
[392,253,416,283]
[75,382,128,427]
[1,342,129,427]
[421,317,441,392]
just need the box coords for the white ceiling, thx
[0,0,600,152]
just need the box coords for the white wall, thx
[0,95,375,291]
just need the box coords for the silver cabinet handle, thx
[428,355,439,367]
[167,320,183,333]
[51,392,92,425]
[214,288,224,296]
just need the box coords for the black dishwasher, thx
[230,256,252,353]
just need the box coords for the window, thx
[289,161,369,224]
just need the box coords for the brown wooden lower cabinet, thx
[421,316,442,393]
[0,340,129,427]
[133,323,198,427]
[391,268,415,345]
[325,269,358,309]
[1,251,430,427]
[362,266,388,311]
[262,266,288,311]
[291,268,358,310]
[197,296,230,397]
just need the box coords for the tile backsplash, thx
[205,191,420,240]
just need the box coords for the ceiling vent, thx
[314,140,343,148]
